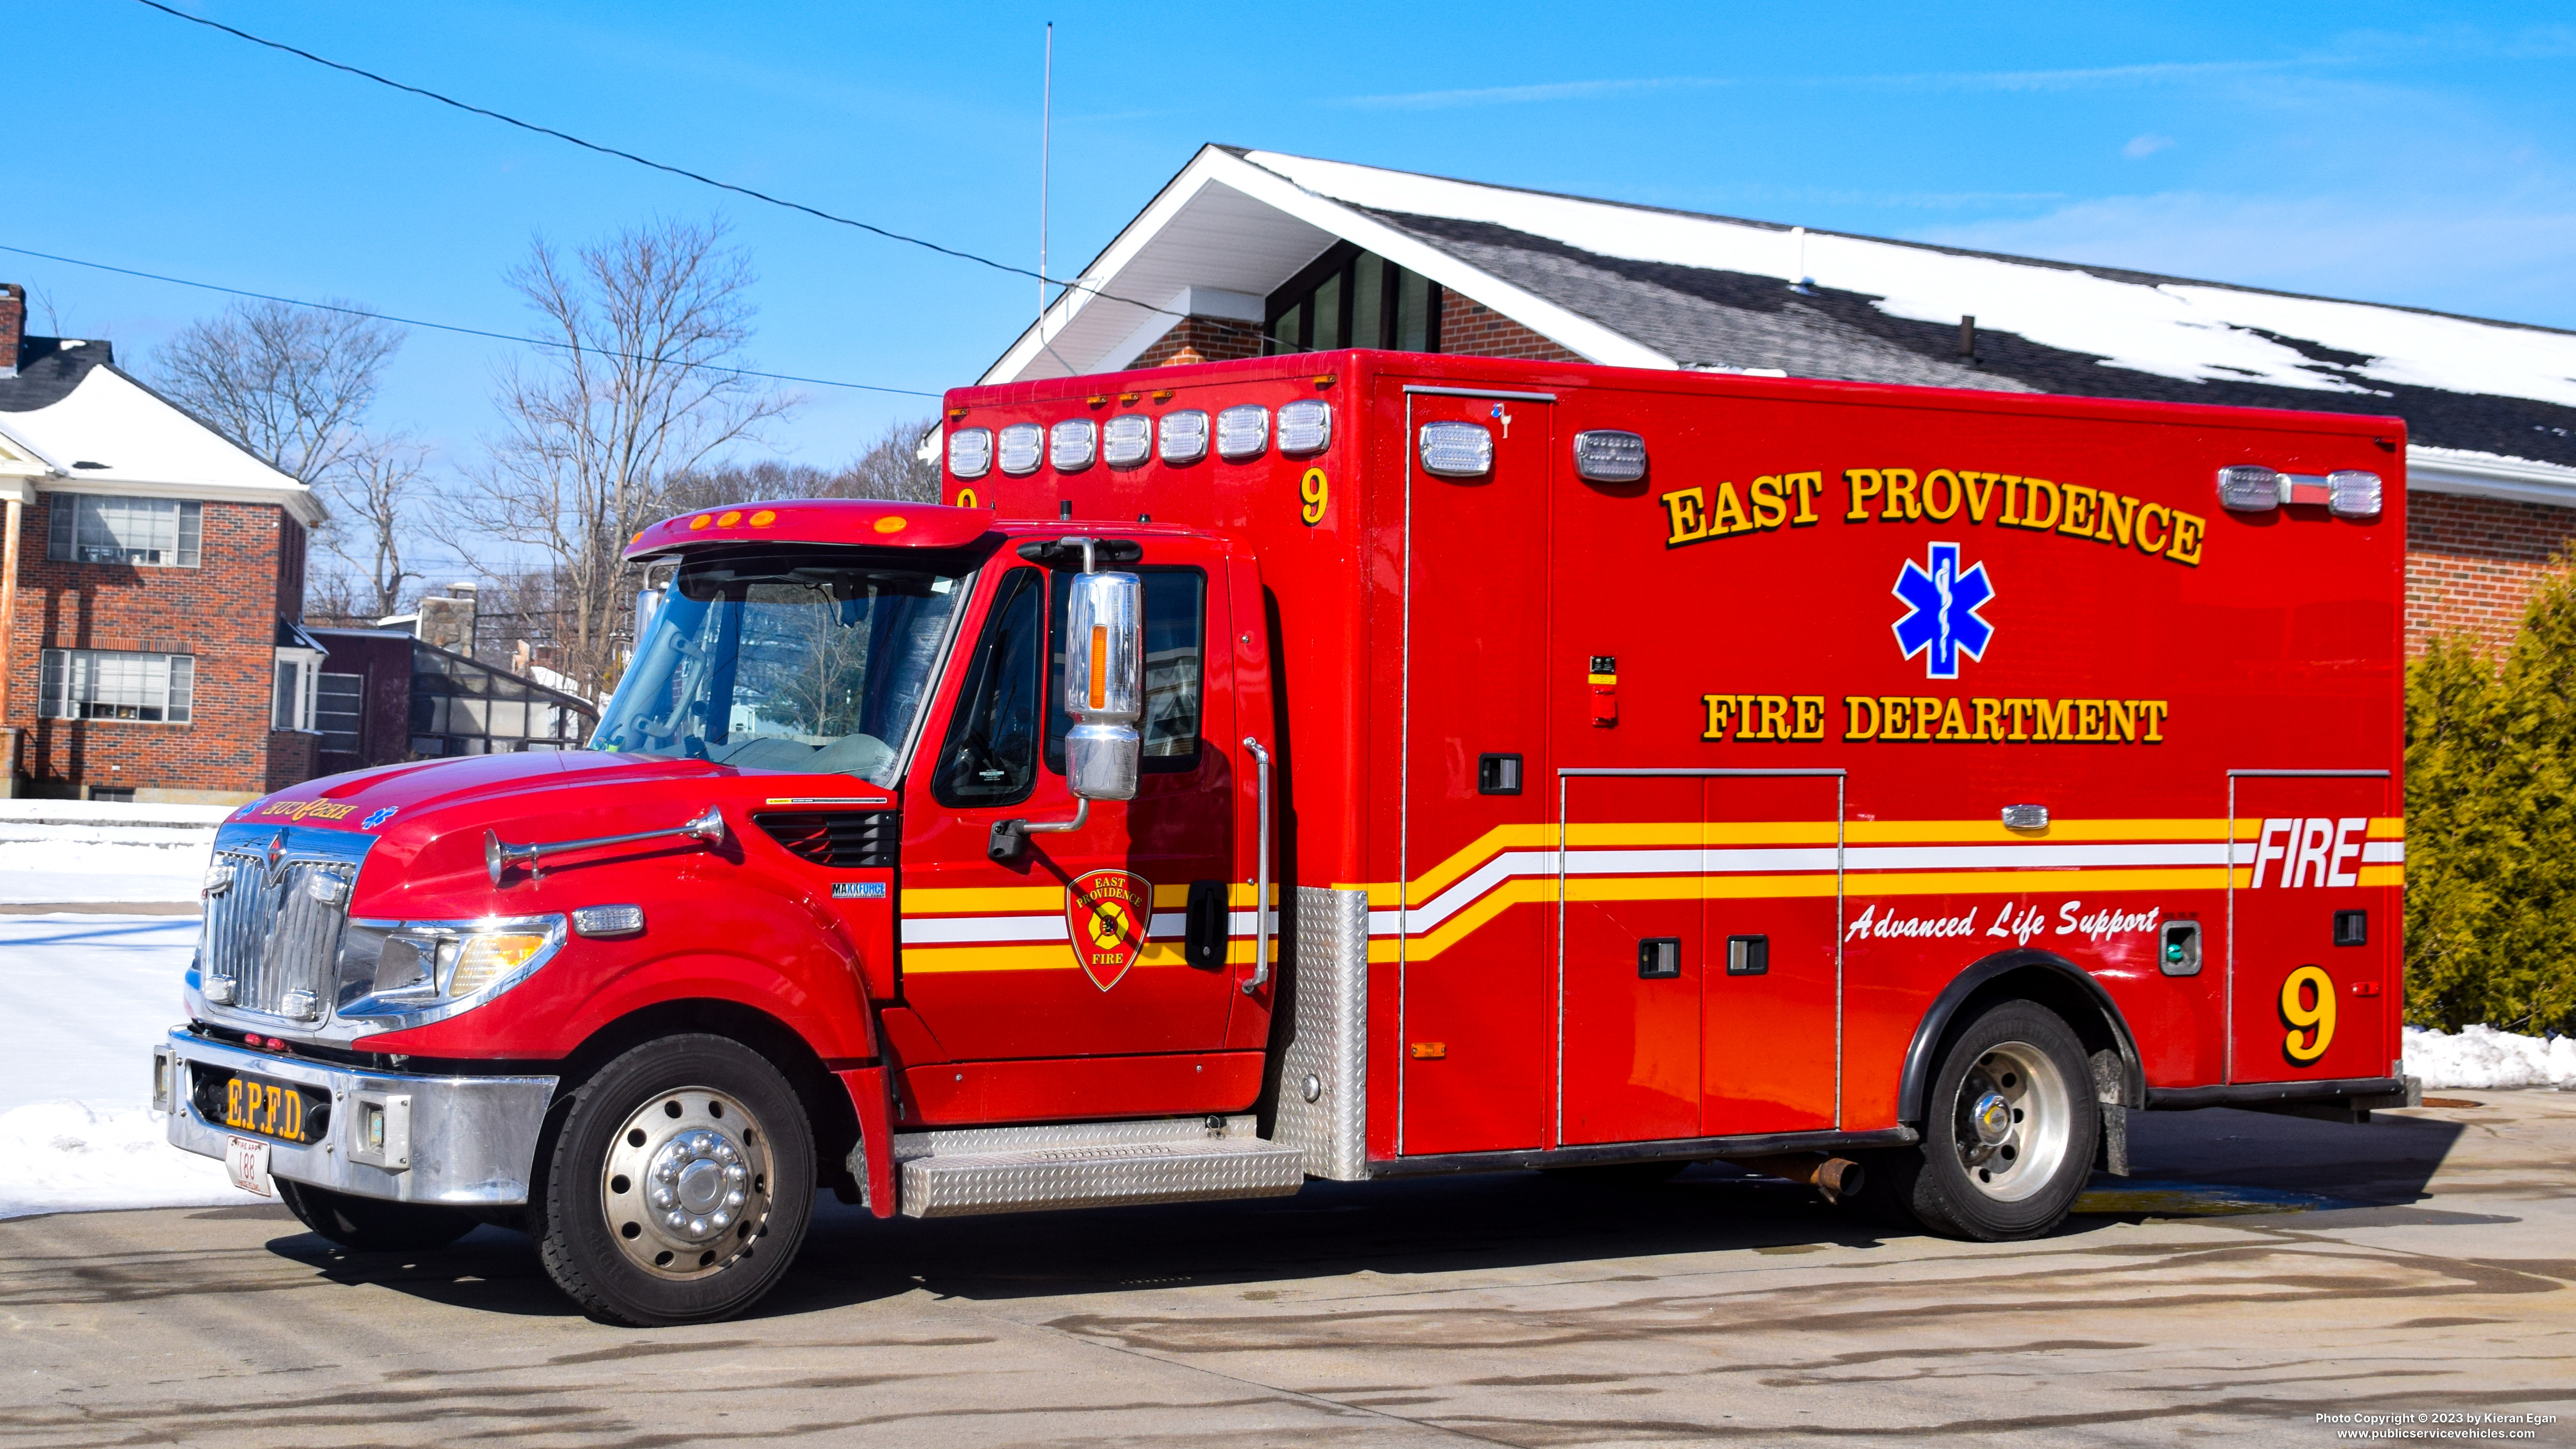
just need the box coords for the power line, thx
[130,0,1198,330]
[0,242,942,398]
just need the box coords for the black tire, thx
[277,1180,476,1252]
[1868,1001,2098,1241]
[533,1034,815,1327]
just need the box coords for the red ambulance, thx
[156,351,2413,1325]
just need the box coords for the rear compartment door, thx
[2226,771,2401,1085]
[1398,386,1556,1156]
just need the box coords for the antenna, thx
[1039,22,1052,328]
[1789,225,1815,295]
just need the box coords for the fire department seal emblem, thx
[1065,869,1152,991]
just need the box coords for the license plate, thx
[215,1071,320,1145]
[225,1136,274,1198]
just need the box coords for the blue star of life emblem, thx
[1891,542,1996,679]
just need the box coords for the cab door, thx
[2227,772,2400,1084]
[898,541,1242,1065]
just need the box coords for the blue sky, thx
[14,3,2575,487]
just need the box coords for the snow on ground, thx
[0,800,222,903]
[0,913,248,1216]
[2404,1024,2576,1090]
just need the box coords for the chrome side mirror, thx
[1062,569,1143,801]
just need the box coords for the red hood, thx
[231,750,732,834]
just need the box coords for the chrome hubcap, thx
[1952,1041,2072,1203]
[603,1086,771,1280]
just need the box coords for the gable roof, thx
[989,146,2576,505]
[0,337,320,523]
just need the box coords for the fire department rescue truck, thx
[155,351,2413,1326]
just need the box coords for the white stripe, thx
[1371,839,2250,938]
[901,915,1068,946]
[2362,841,2405,864]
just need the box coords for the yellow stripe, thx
[903,881,1277,916]
[1846,818,2234,844]
[2357,865,2404,887]
[903,937,1275,975]
[2368,818,2404,839]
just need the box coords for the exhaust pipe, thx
[1722,1153,1866,1205]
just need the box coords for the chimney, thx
[1958,315,1977,362]
[0,284,22,379]
[417,582,480,657]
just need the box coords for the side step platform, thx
[889,1115,1308,1219]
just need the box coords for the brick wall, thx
[2405,490,2576,657]
[5,495,295,800]
[1132,315,1266,368]
[263,728,316,793]
[1437,291,1585,362]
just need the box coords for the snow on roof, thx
[0,360,317,522]
[1240,150,2576,413]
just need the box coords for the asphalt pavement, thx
[3,1093,2570,1447]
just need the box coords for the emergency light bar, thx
[1101,413,1151,468]
[2218,464,2382,519]
[1160,409,1209,464]
[1050,418,1097,472]
[1217,405,1268,460]
[1420,421,1493,477]
[998,423,1044,476]
[948,426,993,480]
[1278,400,1332,454]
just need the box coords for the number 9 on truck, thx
[2280,965,2336,1064]
[1300,468,1328,526]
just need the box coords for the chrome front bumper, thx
[155,1028,558,1206]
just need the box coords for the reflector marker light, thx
[1088,625,1109,709]
[572,904,646,938]
[998,424,1044,475]
[949,426,993,479]
[1278,400,1332,453]
[1102,413,1152,468]
[1050,418,1097,471]
[1159,410,1209,464]
[1419,421,1494,477]
[1217,405,1268,460]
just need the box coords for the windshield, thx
[591,548,966,785]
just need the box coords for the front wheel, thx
[1868,1001,2098,1241]
[535,1035,816,1326]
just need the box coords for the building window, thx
[316,672,365,754]
[46,496,202,568]
[273,649,324,732]
[38,649,195,723]
[1266,243,1441,356]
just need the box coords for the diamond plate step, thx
[893,1116,1307,1218]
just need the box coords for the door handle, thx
[1183,881,1227,968]
[1241,737,1272,995]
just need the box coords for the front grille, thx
[754,811,898,869]
[202,851,356,1021]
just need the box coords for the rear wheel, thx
[1870,1001,2097,1241]
[277,1180,476,1252]
[535,1035,816,1326]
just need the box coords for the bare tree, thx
[155,300,402,485]
[154,299,415,616]
[334,438,432,617]
[446,217,795,693]
[659,417,940,516]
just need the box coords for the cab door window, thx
[933,569,1044,806]
[1046,568,1205,773]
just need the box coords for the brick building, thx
[981,147,2576,655]
[0,285,328,802]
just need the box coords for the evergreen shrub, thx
[2404,556,2576,1033]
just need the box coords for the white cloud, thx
[2122,134,2176,160]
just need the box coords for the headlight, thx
[333,915,566,1025]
